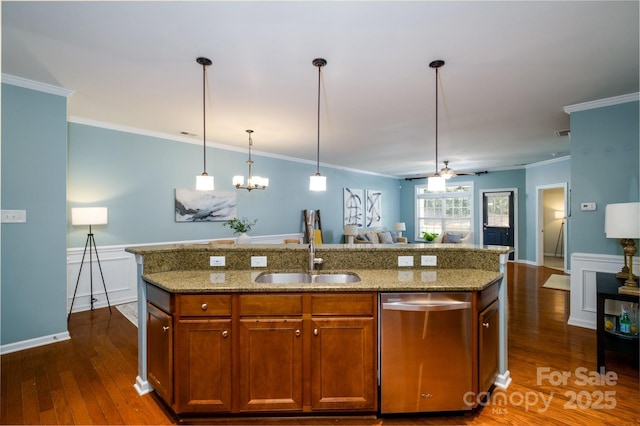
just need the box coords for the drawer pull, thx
[295,329,301,337]
[201,303,208,311]
[222,330,228,338]
[313,328,319,336]
[483,322,490,328]
[162,326,169,332]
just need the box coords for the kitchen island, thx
[126,243,512,419]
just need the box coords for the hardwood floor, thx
[2,263,638,425]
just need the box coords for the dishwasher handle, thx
[382,300,471,312]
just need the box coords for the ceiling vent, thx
[554,129,571,137]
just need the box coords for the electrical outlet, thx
[581,202,596,211]
[398,256,414,267]
[210,256,225,267]
[251,256,267,267]
[421,255,437,266]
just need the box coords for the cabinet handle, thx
[295,329,301,337]
[313,328,318,336]
[222,330,228,338]
[201,303,208,311]
[162,326,169,332]
[483,322,490,328]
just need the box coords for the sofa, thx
[351,230,408,244]
[431,230,473,244]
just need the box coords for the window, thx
[415,182,473,241]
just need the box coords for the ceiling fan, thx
[439,160,478,179]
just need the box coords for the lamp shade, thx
[309,174,327,191]
[72,207,108,226]
[394,222,406,232]
[344,224,358,236]
[428,175,446,192]
[605,202,640,238]
[554,210,565,220]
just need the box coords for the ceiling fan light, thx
[428,175,445,192]
[196,173,214,191]
[309,174,326,191]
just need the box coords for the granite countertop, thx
[142,268,503,293]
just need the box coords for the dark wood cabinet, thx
[478,299,499,393]
[174,318,232,413]
[238,318,304,412]
[146,302,173,404]
[596,273,639,371]
[310,317,376,410]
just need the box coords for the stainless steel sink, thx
[254,272,361,284]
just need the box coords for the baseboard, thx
[494,371,512,389]
[0,331,71,355]
[134,376,152,395]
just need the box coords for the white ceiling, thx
[3,1,638,178]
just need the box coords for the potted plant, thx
[423,232,439,243]
[224,217,257,244]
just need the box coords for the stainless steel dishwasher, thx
[380,292,473,414]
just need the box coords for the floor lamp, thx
[554,210,564,257]
[68,207,112,321]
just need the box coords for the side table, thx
[596,272,639,371]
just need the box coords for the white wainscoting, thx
[568,252,639,330]
[67,234,304,314]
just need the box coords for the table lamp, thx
[394,222,406,238]
[605,202,640,295]
[344,224,358,244]
[68,207,112,320]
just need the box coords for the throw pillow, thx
[356,234,368,242]
[364,231,380,243]
[389,231,398,243]
[379,231,394,244]
[443,232,463,243]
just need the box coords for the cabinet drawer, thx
[480,281,499,310]
[239,294,302,316]
[178,294,231,317]
[311,293,375,316]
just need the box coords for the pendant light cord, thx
[316,63,321,175]
[202,61,207,175]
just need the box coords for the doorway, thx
[537,184,568,272]
[480,189,517,260]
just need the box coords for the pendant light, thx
[428,59,446,192]
[233,130,269,191]
[309,58,327,191]
[195,57,214,191]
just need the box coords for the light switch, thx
[1,209,26,223]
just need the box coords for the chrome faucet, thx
[306,210,323,273]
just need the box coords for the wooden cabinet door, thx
[479,299,500,393]
[310,317,377,411]
[237,318,304,412]
[147,302,173,404]
[174,318,232,413]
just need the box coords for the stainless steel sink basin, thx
[311,273,361,283]
[254,272,312,283]
[254,272,361,284]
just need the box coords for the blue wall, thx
[1,84,69,345]
[67,122,402,247]
[569,100,639,256]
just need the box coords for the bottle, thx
[619,307,631,335]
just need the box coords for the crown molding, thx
[2,74,75,98]
[564,92,639,114]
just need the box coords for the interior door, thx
[483,191,514,257]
